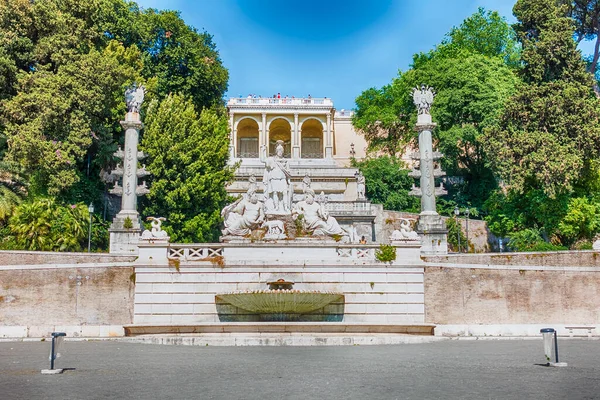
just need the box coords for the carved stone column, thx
[109,84,151,255]
[409,85,448,255]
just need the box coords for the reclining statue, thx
[292,189,347,238]
[221,188,265,236]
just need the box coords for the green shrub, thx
[508,228,566,252]
[375,244,396,262]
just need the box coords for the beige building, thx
[227,97,367,166]
[226,96,378,241]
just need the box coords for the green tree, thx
[413,7,521,69]
[141,94,233,242]
[3,41,141,197]
[557,197,600,244]
[0,0,229,200]
[483,0,600,242]
[352,156,418,212]
[560,0,600,79]
[353,10,520,210]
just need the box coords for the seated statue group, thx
[221,187,348,241]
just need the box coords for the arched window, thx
[237,118,259,158]
[268,118,292,158]
[301,119,323,158]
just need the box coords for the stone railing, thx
[168,244,224,261]
[325,201,372,214]
[336,246,376,259]
[334,110,354,118]
[228,98,333,106]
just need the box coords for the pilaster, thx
[292,113,300,159]
[325,112,333,159]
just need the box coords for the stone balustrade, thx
[168,245,224,261]
[228,97,333,106]
[137,242,421,263]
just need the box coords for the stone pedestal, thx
[417,213,448,255]
[109,228,141,255]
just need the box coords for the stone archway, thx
[300,119,324,158]
[236,118,260,158]
[268,118,292,158]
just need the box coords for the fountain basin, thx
[216,290,344,315]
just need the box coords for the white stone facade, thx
[133,243,425,325]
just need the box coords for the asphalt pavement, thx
[1,339,598,399]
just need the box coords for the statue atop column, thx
[125,83,145,113]
[260,140,292,214]
[409,84,448,255]
[109,83,151,254]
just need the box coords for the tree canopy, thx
[141,94,233,243]
[483,0,600,246]
[353,8,520,211]
[0,0,230,249]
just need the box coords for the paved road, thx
[0,339,598,399]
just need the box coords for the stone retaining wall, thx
[0,250,136,266]
[424,264,600,327]
[0,265,135,337]
[424,250,600,267]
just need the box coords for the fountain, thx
[216,279,344,321]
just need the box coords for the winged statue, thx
[412,85,435,115]
[125,83,146,113]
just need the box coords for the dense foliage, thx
[483,0,600,248]
[353,8,520,212]
[141,94,233,243]
[351,156,419,212]
[0,0,229,249]
[354,2,600,250]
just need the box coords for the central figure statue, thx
[260,140,292,214]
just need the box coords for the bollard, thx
[540,328,567,367]
[41,332,67,374]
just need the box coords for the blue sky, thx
[135,0,592,110]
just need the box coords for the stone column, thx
[109,112,144,254]
[121,116,142,214]
[109,84,151,255]
[410,86,448,255]
[229,113,235,159]
[325,112,333,158]
[261,113,267,148]
[292,113,300,159]
[416,117,437,214]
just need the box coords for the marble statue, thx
[141,217,169,241]
[302,173,311,194]
[293,189,347,238]
[356,171,366,200]
[412,85,435,115]
[260,140,292,214]
[390,218,420,242]
[262,219,287,240]
[125,83,145,113]
[248,174,258,194]
[221,188,265,236]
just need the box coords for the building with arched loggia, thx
[226,96,381,242]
